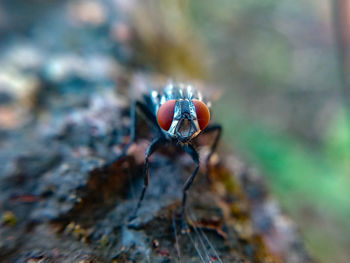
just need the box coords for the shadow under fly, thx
[107,82,221,232]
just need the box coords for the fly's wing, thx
[129,74,170,112]
[127,74,165,139]
[129,74,153,101]
[185,80,223,110]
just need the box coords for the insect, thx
[118,82,221,231]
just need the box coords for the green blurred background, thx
[185,1,350,262]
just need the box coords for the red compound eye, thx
[193,99,210,130]
[157,100,176,131]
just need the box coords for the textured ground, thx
[0,89,314,262]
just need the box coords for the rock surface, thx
[0,89,314,263]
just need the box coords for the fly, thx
[113,82,222,232]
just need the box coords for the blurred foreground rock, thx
[0,83,314,263]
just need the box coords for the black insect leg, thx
[181,143,200,233]
[201,124,222,182]
[104,100,160,169]
[121,100,160,156]
[128,136,166,221]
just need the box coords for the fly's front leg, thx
[181,144,200,233]
[121,100,160,156]
[128,137,166,221]
[201,124,222,182]
[104,100,159,169]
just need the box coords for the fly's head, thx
[157,99,210,143]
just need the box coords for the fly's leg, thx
[122,100,160,156]
[128,137,166,221]
[201,124,222,183]
[104,100,160,169]
[181,144,200,233]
